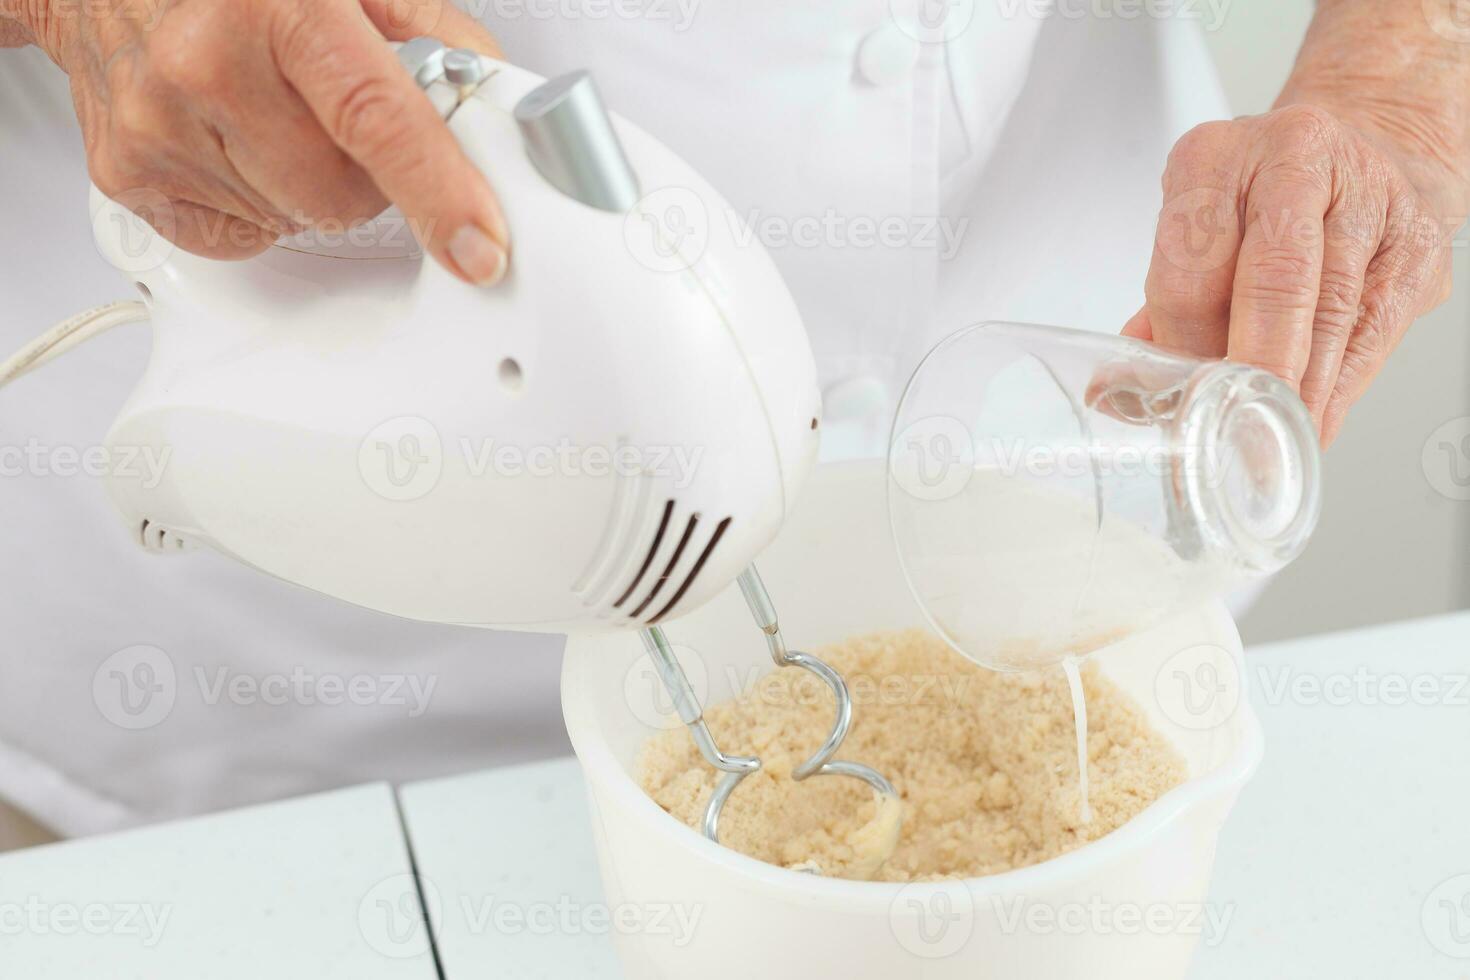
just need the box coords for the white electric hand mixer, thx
[80,39,894,841]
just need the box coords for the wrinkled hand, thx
[1129,104,1460,446]
[27,0,509,283]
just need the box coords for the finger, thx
[134,12,385,234]
[214,73,391,228]
[1091,309,1193,422]
[159,198,279,260]
[1295,207,1376,430]
[1121,306,1152,341]
[1144,124,1245,359]
[90,143,298,260]
[222,122,389,231]
[1084,360,1188,424]
[1321,203,1447,446]
[360,0,504,57]
[1223,166,1330,389]
[272,0,510,285]
[92,75,298,246]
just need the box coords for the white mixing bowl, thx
[562,460,1262,979]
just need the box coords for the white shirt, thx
[0,7,1227,835]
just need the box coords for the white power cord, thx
[0,301,150,389]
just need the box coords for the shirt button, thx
[855,24,921,86]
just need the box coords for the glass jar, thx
[887,321,1321,672]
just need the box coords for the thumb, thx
[360,0,505,58]
[273,0,510,285]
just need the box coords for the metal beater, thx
[640,566,896,843]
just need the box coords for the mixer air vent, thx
[612,501,675,610]
[646,515,731,624]
[627,511,700,619]
[137,518,189,553]
[612,503,733,624]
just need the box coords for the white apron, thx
[0,5,1228,835]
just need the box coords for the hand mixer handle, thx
[92,40,821,631]
[87,44,643,321]
[397,42,651,343]
[401,37,641,215]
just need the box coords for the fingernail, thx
[448,225,508,286]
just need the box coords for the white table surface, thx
[1186,612,1470,978]
[4,614,1467,977]
[0,783,439,980]
[398,613,1470,979]
[400,759,621,980]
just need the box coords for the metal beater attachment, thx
[640,566,896,844]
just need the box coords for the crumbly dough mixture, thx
[638,629,1187,882]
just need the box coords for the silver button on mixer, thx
[396,36,448,88]
[442,48,487,87]
[514,72,641,213]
